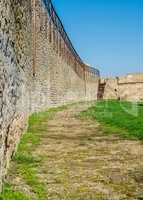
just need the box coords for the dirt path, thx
[8,103,143,200]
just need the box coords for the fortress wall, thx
[103,74,143,101]
[0,0,99,190]
[0,0,32,190]
[103,78,119,100]
[34,0,99,106]
[85,73,100,101]
[118,74,143,101]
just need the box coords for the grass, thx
[0,105,68,200]
[0,184,30,200]
[80,100,143,140]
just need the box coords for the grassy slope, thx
[0,106,67,200]
[80,100,143,140]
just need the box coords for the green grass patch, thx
[1,105,68,200]
[80,100,143,140]
[0,184,30,200]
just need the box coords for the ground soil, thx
[8,102,143,200]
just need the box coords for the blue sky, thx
[52,0,143,77]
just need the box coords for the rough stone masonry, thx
[102,73,143,101]
[0,0,99,191]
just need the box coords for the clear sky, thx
[52,0,143,77]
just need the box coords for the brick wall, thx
[0,0,99,190]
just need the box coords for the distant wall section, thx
[103,73,143,101]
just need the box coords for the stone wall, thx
[119,74,143,101]
[0,0,99,190]
[0,0,32,190]
[34,0,99,107]
[103,78,119,100]
[103,74,143,101]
